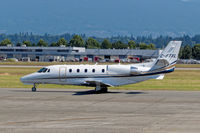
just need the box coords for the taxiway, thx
[0,88,200,133]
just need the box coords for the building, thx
[0,46,161,62]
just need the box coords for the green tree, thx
[32,43,36,47]
[128,40,136,49]
[112,41,128,49]
[148,43,156,50]
[192,44,200,60]
[139,43,148,49]
[180,45,192,59]
[57,38,68,46]
[23,40,32,46]
[178,47,183,59]
[101,39,112,49]
[85,38,100,49]
[37,39,48,47]
[0,39,12,46]
[50,42,57,47]
[69,35,85,47]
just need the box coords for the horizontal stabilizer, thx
[155,74,165,80]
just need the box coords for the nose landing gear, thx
[32,84,38,92]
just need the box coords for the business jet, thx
[20,41,182,92]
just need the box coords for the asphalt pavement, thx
[0,88,200,133]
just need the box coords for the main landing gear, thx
[32,83,38,92]
[95,86,108,93]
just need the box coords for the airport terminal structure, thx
[0,45,161,62]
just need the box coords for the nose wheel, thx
[32,87,36,92]
[32,84,38,92]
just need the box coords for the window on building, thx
[35,49,43,52]
[87,55,93,58]
[104,55,110,59]
[7,54,13,58]
[77,69,80,73]
[92,69,95,73]
[57,50,69,52]
[85,69,87,73]
[0,49,14,52]
[119,55,127,59]
[69,69,72,73]
[22,54,28,57]
[16,49,32,52]
[102,69,105,73]
[74,55,80,59]
[72,50,79,53]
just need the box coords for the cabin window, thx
[92,69,95,73]
[85,69,87,73]
[69,69,72,73]
[102,69,105,73]
[77,69,80,73]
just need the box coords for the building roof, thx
[0,46,160,57]
[83,49,159,57]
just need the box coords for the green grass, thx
[0,67,199,91]
[115,70,200,91]
[176,64,200,68]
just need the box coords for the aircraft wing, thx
[82,80,114,87]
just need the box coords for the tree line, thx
[1,33,200,46]
[0,35,156,50]
[0,33,200,60]
[179,44,200,60]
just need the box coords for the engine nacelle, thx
[130,66,142,75]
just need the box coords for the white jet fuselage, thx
[21,63,158,87]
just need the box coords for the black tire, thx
[32,87,36,92]
[100,87,108,93]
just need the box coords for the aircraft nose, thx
[20,75,33,83]
[20,76,27,83]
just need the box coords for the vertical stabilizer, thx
[151,41,182,71]
[159,41,182,64]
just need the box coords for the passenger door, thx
[59,67,67,82]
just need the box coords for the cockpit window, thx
[47,69,50,72]
[43,68,48,73]
[38,68,45,73]
[37,68,48,73]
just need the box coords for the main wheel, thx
[32,87,36,92]
[100,87,108,93]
